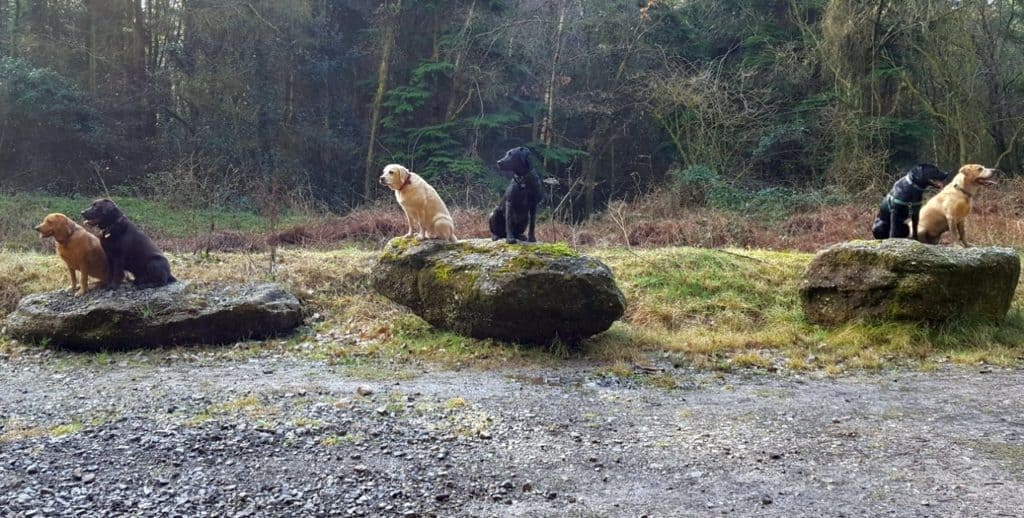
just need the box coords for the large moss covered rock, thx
[4,282,303,350]
[372,237,626,344]
[800,239,1019,325]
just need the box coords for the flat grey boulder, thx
[372,237,626,344]
[4,282,303,350]
[800,239,1020,325]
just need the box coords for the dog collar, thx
[100,216,127,238]
[513,173,529,187]
[953,183,973,199]
[398,175,413,191]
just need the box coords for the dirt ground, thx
[1,353,1022,517]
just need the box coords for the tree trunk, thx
[583,135,599,218]
[608,140,616,199]
[363,0,401,201]
[0,0,7,52]
[444,0,477,122]
[127,0,155,140]
[541,0,568,169]
[86,0,97,92]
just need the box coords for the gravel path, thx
[1,357,1022,517]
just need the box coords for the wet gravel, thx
[1,356,1023,517]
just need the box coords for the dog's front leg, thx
[527,206,537,242]
[79,271,89,296]
[403,211,414,238]
[910,207,919,241]
[946,216,965,248]
[104,256,124,290]
[505,199,517,244]
[956,220,971,248]
[68,266,78,294]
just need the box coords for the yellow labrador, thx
[379,164,457,242]
[916,164,998,247]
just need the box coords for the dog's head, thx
[957,164,1000,188]
[497,147,532,176]
[380,164,412,191]
[908,164,949,189]
[81,198,123,228]
[35,213,77,241]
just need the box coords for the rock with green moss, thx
[4,282,303,350]
[800,239,1019,325]
[372,238,626,344]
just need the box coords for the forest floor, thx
[1,352,1022,517]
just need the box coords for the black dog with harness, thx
[489,146,543,244]
[871,164,949,240]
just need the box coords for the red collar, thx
[398,174,413,191]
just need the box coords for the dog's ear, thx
[63,216,77,239]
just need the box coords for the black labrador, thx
[489,146,543,244]
[81,198,177,289]
[871,164,949,240]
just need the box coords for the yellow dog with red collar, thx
[379,164,457,242]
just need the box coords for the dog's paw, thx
[527,236,537,243]
[506,238,518,244]
[491,236,501,241]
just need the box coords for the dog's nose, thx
[33,225,41,231]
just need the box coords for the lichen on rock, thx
[372,238,625,345]
[800,239,1020,325]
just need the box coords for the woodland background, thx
[2,0,1024,221]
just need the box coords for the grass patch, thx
[188,395,276,426]
[596,247,1024,370]
[0,415,108,443]
[0,193,306,250]
[1,243,1021,372]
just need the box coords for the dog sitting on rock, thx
[380,164,457,242]
[916,164,999,247]
[81,198,177,289]
[489,146,543,244]
[34,213,109,296]
[871,164,949,240]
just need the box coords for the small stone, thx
[356,386,374,397]
[761,495,773,505]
